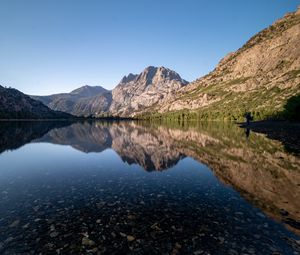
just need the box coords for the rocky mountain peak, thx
[70,85,108,97]
[110,66,189,116]
[120,73,138,84]
[136,66,157,85]
[135,66,188,86]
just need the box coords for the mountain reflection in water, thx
[0,120,299,254]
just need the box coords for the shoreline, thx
[0,117,135,122]
[239,120,300,154]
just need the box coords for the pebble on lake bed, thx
[127,235,135,242]
[9,220,20,228]
[82,237,96,246]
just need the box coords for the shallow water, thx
[0,121,299,254]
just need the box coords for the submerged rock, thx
[82,237,96,246]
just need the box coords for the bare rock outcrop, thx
[110,66,188,116]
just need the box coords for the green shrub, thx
[282,94,300,121]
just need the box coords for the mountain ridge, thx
[0,85,73,119]
[4,7,300,120]
[70,85,109,97]
[31,66,188,117]
[31,85,110,117]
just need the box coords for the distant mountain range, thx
[1,7,299,120]
[31,85,111,117]
[0,85,72,119]
[31,66,188,117]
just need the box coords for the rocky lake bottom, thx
[0,121,299,254]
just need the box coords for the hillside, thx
[140,7,300,121]
[0,85,72,119]
[32,85,111,117]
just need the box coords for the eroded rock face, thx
[157,8,300,117]
[110,66,188,116]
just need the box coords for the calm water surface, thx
[0,121,299,254]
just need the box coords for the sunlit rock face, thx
[110,66,188,116]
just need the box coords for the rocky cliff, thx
[110,66,188,116]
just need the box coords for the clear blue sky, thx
[0,0,299,95]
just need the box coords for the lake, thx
[0,121,299,254]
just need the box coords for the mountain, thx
[144,7,300,121]
[119,73,138,84]
[0,85,72,119]
[31,85,111,117]
[69,85,107,97]
[27,7,300,120]
[31,67,188,117]
[110,66,188,116]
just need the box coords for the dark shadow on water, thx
[239,120,300,156]
[0,121,73,154]
[239,94,300,155]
